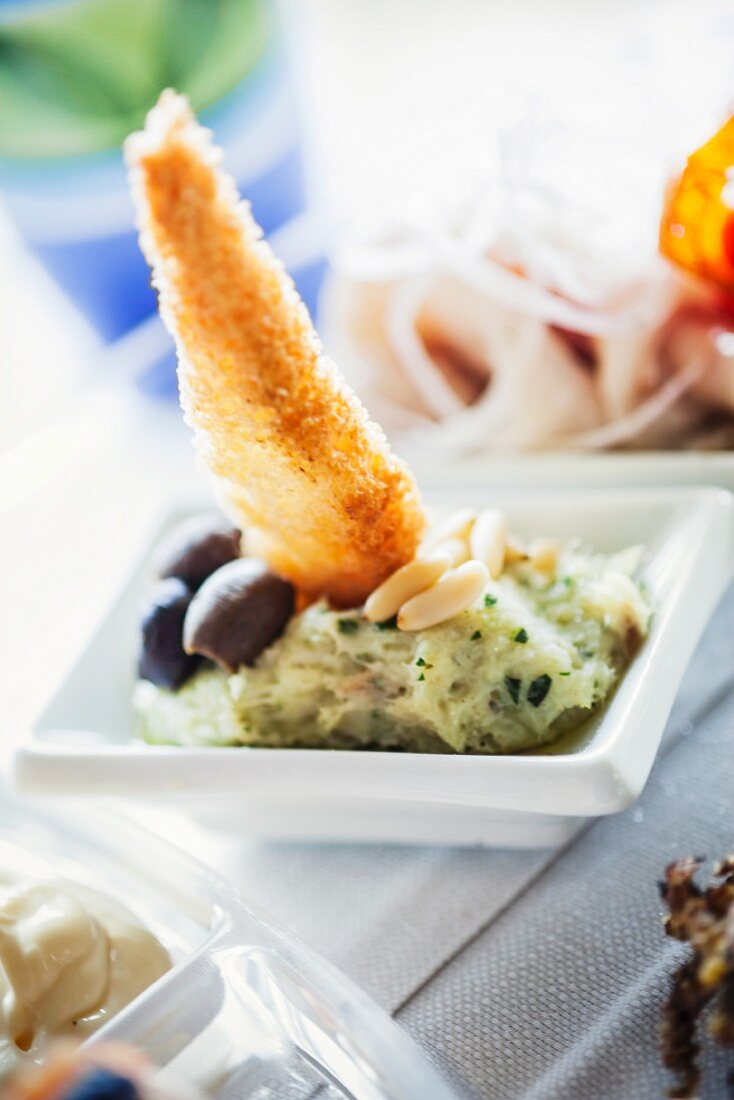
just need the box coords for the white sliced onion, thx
[566,358,706,450]
[385,275,466,418]
[322,185,721,455]
[436,237,651,338]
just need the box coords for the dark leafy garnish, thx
[514,628,529,644]
[416,656,426,666]
[527,674,552,707]
[660,854,734,1099]
[471,630,482,640]
[417,672,426,682]
[337,618,359,635]
[504,676,521,704]
[484,594,498,607]
[375,615,398,630]
[559,670,571,676]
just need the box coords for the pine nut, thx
[364,553,452,623]
[420,508,476,555]
[397,561,490,631]
[428,536,470,567]
[505,537,529,564]
[530,537,560,574]
[470,508,508,578]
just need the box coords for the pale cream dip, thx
[0,872,170,1069]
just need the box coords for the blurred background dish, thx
[0,0,324,396]
[2,0,734,457]
[320,102,734,458]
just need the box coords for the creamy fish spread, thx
[135,540,650,754]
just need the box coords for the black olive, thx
[138,577,198,689]
[183,558,295,672]
[154,512,242,590]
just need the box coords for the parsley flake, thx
[337,618,359,635]
[484,594,498,607]
[417,672,426,682]
[527,674,552,707]
[504,676,521,704]
[471,630,482,640]
[416,657,427,667]
[375,615,398,631]
[514,628,529,644]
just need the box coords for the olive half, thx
[183,558,295,672]
[155,513,242,591]
[138,577,198,689]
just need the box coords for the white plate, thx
[14,486,734,848]
[406,451,734,492]
[0,787,460,1098]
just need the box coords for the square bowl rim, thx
[14,483,734,820]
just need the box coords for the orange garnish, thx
[660,116,734,293]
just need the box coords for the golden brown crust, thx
[125,91,424,606]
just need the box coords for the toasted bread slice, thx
[126,91,424,606]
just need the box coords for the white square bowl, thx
[13,486,734,849]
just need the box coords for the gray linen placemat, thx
[398,589,734,1099]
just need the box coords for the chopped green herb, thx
[375,615,398,630]
[504,676,521,704]
[562,575,574,588]
[337,618,359,634]
[416,657,426,667]
[484,594,498,607]
[417,672,426,682]
[471,630,482,640]
[514,628,529,644]
[559,671,571,676]
[527,674,552,707]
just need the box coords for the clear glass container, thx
[0,789,463,1099]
